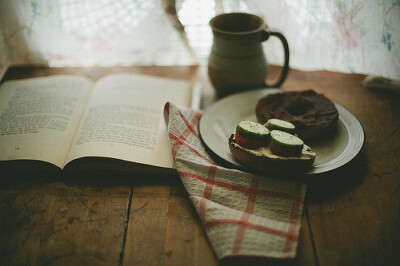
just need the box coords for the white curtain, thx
[0,0,399,80]
[0,0,197,72]
[248,0,400,80]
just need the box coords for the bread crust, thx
[229,134,316,175]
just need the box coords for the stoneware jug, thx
[208,12,290,98]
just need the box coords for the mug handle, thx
[262,29,290,87]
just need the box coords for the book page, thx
[66,73,194,168]
[0,75,93,168]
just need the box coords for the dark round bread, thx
[255,90,339,139]
[229,134,316,175]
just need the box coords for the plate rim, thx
[199,88,365,175]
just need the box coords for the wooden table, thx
[0,66,399,266]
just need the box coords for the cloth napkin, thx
[164,102,307,259]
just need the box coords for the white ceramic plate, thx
[199,88,364,175]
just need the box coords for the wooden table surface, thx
[0,66,399,266]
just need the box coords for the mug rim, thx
[209,12,265,35]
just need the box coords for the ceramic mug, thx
[208,12,290,98]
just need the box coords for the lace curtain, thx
[0,0,399,80]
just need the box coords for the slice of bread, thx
[229,134,316,176]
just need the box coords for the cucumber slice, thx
[265,118,295,134]
[236,120,269,140]
[270,130,303,149]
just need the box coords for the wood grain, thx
[1,66,399,266]
[0,176,131,265]
[123,183,170,265]
[286,69,400,266]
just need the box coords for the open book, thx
[0,73,201,176]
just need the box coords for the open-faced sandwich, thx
[229,119,316,175]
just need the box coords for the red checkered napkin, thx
[164,102,306,259]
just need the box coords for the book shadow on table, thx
[0,158,182,188]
